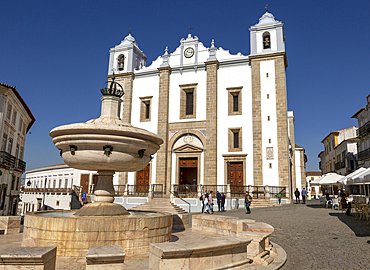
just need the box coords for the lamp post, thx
[42,178,47,210]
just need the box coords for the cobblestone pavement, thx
[208,200,370,269]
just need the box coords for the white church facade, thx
[107,11,304,199]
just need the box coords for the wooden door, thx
[228,162,243,193]
[137,164,150,192]
[81,174,89,194]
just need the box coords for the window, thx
[140,96,152,122]
[269,163,272,169]
[15,144,19,158]
[12,111,17,126]
[267,94,269,99]
[228,128,242,152]
[332,139,335,149]
[263,32,271,49]
[329,142,331,151]
[19,146,24,159]
[1,134,7,151]
[53,179,56,188]
[56,201,60,206]
[117,54,124,70]
[180,84,197,119]
[227,87,242,115]
[59,179,62,188]
[7,137,13,154]
[267,116,270,121]
[6,104,12,120]
[65,179,68,189]
[269,138,271,143]
[186,92,193,115]
[19,119,23,132]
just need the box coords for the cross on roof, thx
[265,5,268,12]
[187,26,193,35]
[129,28,132,34]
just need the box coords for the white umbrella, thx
[318,173,343,184]
[351,167,370,184]
[337,167,367,185]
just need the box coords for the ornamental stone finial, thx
[265,4,268,12]
[207,39,217,61]
[160,46,170,67]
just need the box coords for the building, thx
[306,171,322,199]
[21,164,119,214]
[351,94,370,168]
[105,11,303,200]
[0,83,35,216]
[319,126,358,175]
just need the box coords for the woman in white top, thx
[203,194,209,214]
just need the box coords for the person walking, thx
[294,188,300,204]
[244,191,252,214]
[203,193,209,214]
[209,191,214,213]
[277,192,282,204]
[301,188,307,204]
[200,193,205,213]
[216,191,222,212]
[221,193,226,212]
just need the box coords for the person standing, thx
[221,193,226,212]
[244,191,252,214]
[216,191,222,212]
[294,188,300,204]
[301,188,307,204]
[200,193,205,213]
[209,191,214,213]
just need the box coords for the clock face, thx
[184,47,194,58]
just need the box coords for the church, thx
[106,11,305,199]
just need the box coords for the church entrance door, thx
[137,164,150,192]
[179,158,197,194]
[228,162,243,193]
[81,174,89,194]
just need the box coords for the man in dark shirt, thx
[245,191,252,214]
[216,191,222,212]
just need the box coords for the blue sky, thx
[1,0,369,171]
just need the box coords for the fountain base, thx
[74,202,130,216]
[22,210,172,257]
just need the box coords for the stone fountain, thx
[22,76,172,257]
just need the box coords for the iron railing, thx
[230,185,249,197]
[269,186,287,198]
[334,161,345,170]
[0,151,26,172]
[152,184,163,198]
[358,148,370,161]
[358,121,370,137]
[23,187,72,194]
[202,185,227,194]
[174,184,198,197]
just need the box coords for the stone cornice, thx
[249,52,288,68]
[204,60,219,66]
[107,72,135,79]
[157,66,171,72]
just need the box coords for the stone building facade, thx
[106,11,302,198]
[0,82,35,216]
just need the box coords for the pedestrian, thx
[294,188,300,204]
[209,191,214,213]
[221,193,226,212]
[200,193,205,213]
[244,191,252,214]
[203,193,210,214]
[216,191,222,212]
[301,188,307,204]
[277,192,282,204]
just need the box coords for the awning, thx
[312,173,343,185]
[350,167,370,184]
[337,167,367,185]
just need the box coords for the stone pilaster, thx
[288,115,296,196]
[204,61,218,185]
[250,59,263,186]
[250,52,289,190]
[156,67,171,192]
[113,72,134,185]
[274,55,289,192]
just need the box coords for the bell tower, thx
[249,8,285,56]
[108,31,147,74]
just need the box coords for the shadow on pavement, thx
[329,212,370,238]
[305,203,325,209]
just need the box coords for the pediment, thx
[173,144,203,153]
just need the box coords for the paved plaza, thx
[208,200,370,269]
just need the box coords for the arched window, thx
[118,55,125,70]
[263,32,271,49]
[135,57,139,70]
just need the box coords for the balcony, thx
[358,148,370,161]
[358,121,370,138]
[23,187,72,194]
[0,151,27,172]
[334,161,345,170]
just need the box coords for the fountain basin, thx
[22,210,172,257]
[50,120,163,172]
